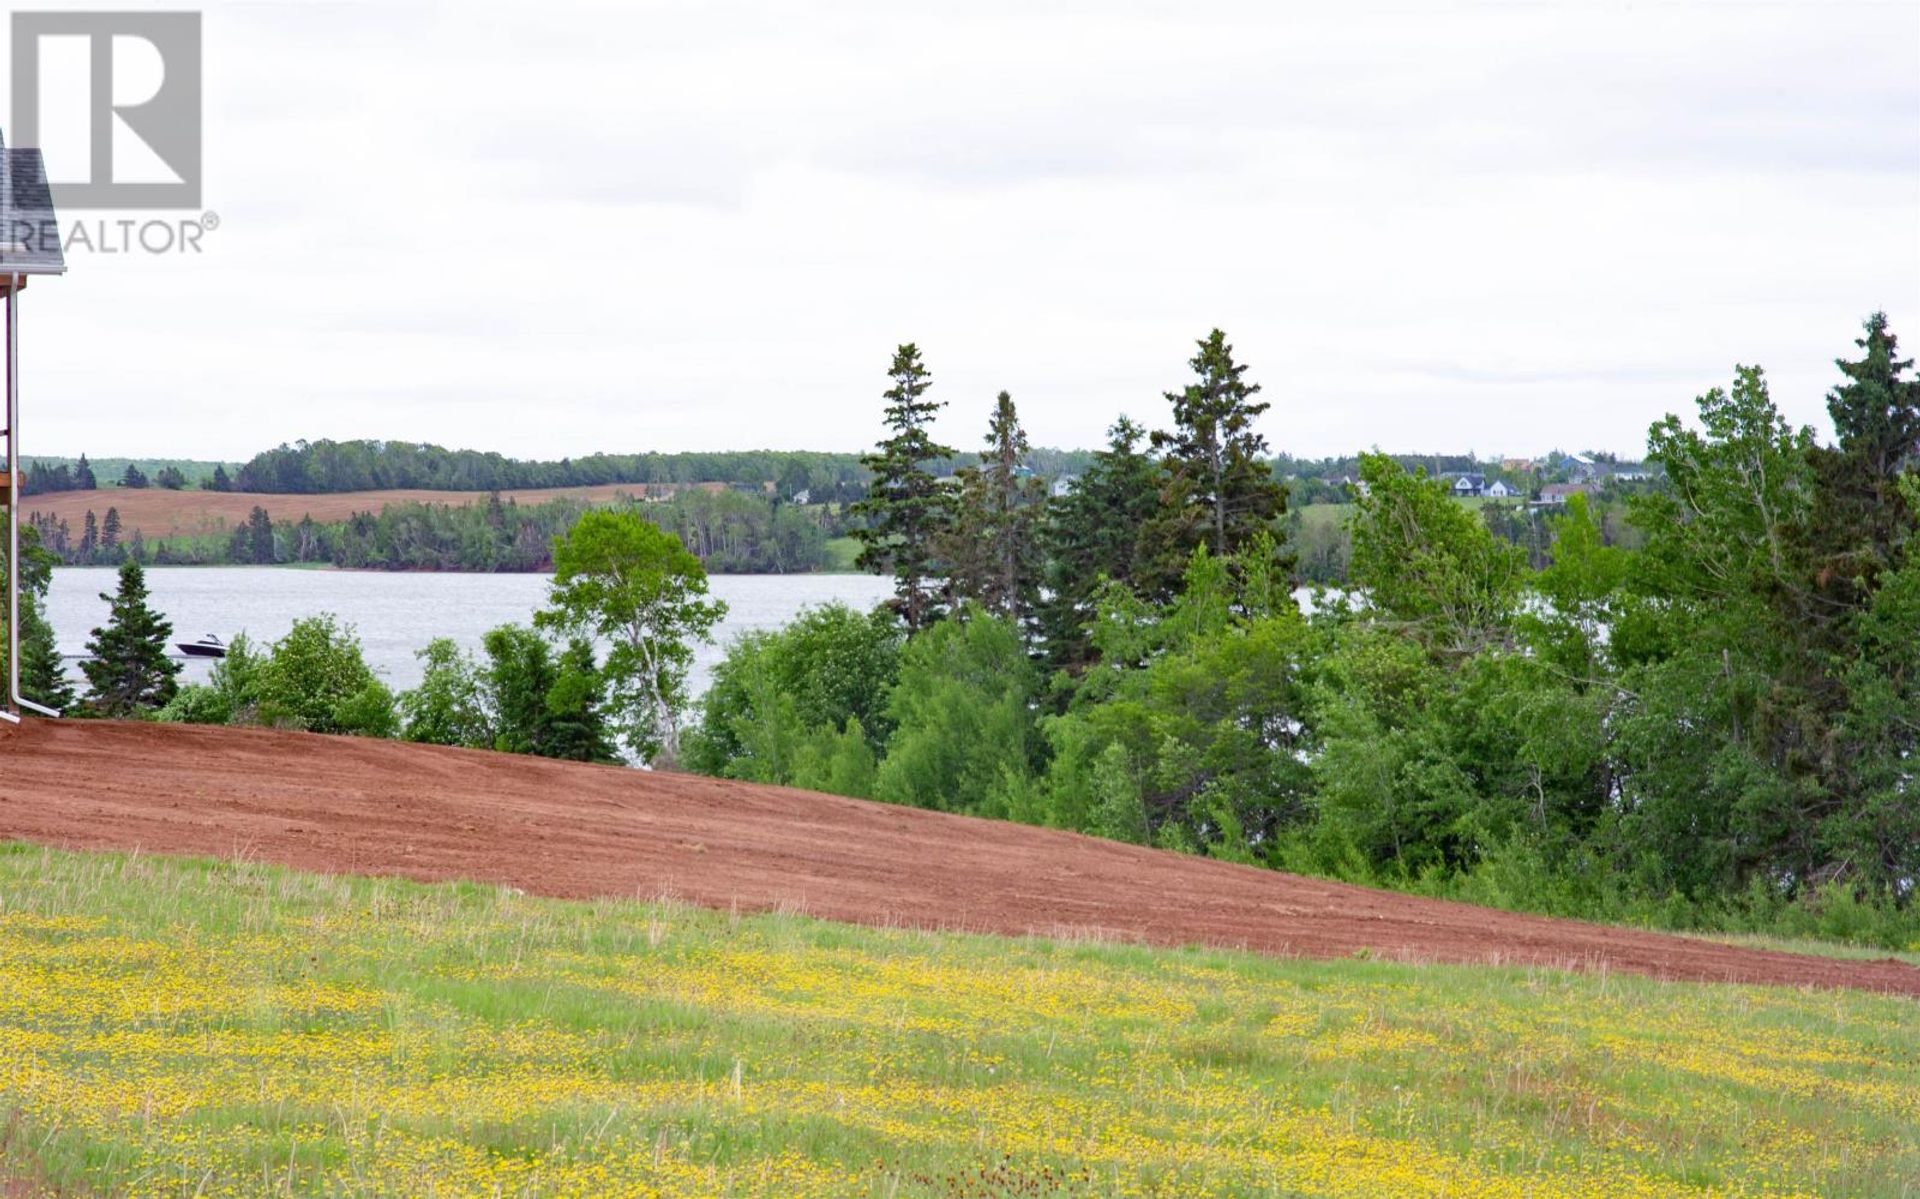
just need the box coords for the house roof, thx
[0,132,65,275]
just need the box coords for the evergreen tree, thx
[101,507,122,555]
[74,454,97,490]
[79,558,180,716]
[79,510,98,562]
[121,464,149,489]
[247,506,276,564]
[205,464,233,492]
[155,465,188,490]
[0,524,75,712]
[1805,312,1920,611]
[1140,330,1290,597]
[850,344,956,631]
[939,391,1046,625]
[1038,416,1164,669]
[543,639,620,763]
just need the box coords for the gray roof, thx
[0,132,66,275]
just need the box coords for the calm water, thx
[46,568,895,694]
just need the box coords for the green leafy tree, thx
[1141,330,1289,596]
[1346,453,1526,655]
[482,624,561,755]
[850,344,956,631]
[255,615,395,736]
[686,602,901,783]
[79,559,180,716]
[536,510,726,764]
[874,608,1040,815]
[400,638,490,746]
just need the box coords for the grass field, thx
[822,535,862,572]
[1,846,1916,1198]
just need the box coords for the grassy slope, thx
[0,846,1915,1199]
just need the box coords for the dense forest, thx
[685,318,1920,947]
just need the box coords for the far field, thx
[20,484,647,541]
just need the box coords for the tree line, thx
[687,318,1920,947]
[27,489,840,574]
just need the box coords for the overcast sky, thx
[10,0,1919,463]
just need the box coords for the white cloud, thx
[11,0,1918,463]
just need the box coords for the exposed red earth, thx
[3,719,1917,996]
[21,483,661,542]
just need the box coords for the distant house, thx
[1535,483,1591,506]
[1566,454,1599,482]
[1612,464,1653,482]
[790,488,811,505]
[1451,473,1486,498]
[1050,475,1078,499]
[1484,479,1515,499]
[1501,457,1536,473]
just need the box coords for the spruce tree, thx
[79,510,98,562]
[1038,416,1165,668]
[121,464,148,489]
[74,454,96,490]
[246,506,276,564]
[206,464,233,492]
[1140,330,1290,597]
[850,344,956,631]
[940,391,1046,625]
[80,558,180,716]
[101,507,122,554]
[1805,312,1920,609]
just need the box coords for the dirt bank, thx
[2,719,1915,995]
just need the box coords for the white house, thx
[1485,479,1515,498]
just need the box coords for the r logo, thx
[10,11,202,209]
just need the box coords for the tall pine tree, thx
[1038,416,1165,668]
[1805,312,1920,611]
[851,345,955,631]
[80,558,180,716]
[940,391,1046,625]
[1140,330,1289,597]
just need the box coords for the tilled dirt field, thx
[3,719,1916,995]
[21,483,648,541]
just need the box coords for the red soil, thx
[2,719,1916,996]
[20,484,651,541]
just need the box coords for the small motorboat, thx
[177,634,227,659]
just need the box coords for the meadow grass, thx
[821,535,862,572]
[0,843,1915,1198]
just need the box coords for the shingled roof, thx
[0,131,66,276]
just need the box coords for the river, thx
[44,567,896,695]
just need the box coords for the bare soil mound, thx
[2,720,1915,995]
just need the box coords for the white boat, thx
[177,634,227,659]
